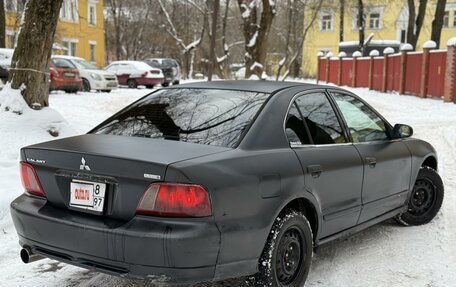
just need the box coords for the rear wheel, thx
[145,85,155,89]
[100,90,111,93]
[249,210,313,287]
[161,82,169,87]
[396,166,444,226]
[127,79,137,89]
[82,79,91,92]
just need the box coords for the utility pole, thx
[208,0,219,81]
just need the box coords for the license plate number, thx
[70,180,106,213]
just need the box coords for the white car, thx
[52,55,118,92]
[105,61,164,89]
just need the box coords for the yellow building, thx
[5,0,105,68]
[302,0,456,77]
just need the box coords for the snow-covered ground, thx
[0,82,455,287]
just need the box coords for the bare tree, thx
[237,0,276,79]
[9,0,63,107]
[277,0,323,80]
[407,0,428,49]
[0,0,5,48]
[431,0,447,48]
[339,0,345,42]
[357,0,365,54]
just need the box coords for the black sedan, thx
[10,81,444,286]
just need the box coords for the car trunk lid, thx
[22,134,230,220]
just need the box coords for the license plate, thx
[107,82,117,87]
[69,180,106,213]
[64,73,75,78]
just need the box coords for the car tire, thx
[100,90,112,93]
[249,209,313,287]
[396,166,444,226]
[127,79,137,89]
[173,80,180,85]
[82,79,91,92]
[146,85,155,89]
[161,82,169,87]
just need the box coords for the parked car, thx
[10,81,443,286]
[105,60,164,89]
[143,58,180,86]
[53,56,118,92]
[49,57,83,93]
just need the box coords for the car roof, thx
[170,80,333,94]
[52,55,84,61]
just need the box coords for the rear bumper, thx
[135,77,164,86]
[50,78,83,91]
[90,79,118,90]
[10,194,220,283]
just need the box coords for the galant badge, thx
[80,157,91,171]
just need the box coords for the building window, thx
[319,11,333,31]
[63,40,77,56]
[60,0,78,22]
[89,43,96,62]
[88,3,96,25]
[443,11,450,28]
[453,11,456,27]
[369,13,381,29]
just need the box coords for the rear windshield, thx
[91,88,270,147]
[52,58,76,69]
[145,59,178,68]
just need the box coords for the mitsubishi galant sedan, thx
[10,81,443,286]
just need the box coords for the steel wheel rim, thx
[275,227,305,285]
[409,179,436,216]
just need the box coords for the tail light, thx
[49,68,58,80]
[20,162,46,198]
[136,183,212,217]
[149,70,160,75]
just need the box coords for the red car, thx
[104,60,164,88]
[49,57,83,93]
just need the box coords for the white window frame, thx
[88,1,97,26]
[60,0,79,23]
[89,40,97,62]
[443,10,450,28]
[352,6,383,30]
[63,38,78,56]
[319,10,334,32]
[369,12,381,29]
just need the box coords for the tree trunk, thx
[357,0,365,54]
[431,0,447,48]
[208,0,220,81]
[407,0,428,49]
[238,0,276,79]
[0,0,5,48]
[9,0,63,107]
[339,0,345,43]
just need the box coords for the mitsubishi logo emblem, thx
[80,157,91,171]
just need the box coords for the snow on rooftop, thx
[339,40,400,47]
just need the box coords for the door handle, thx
[307,165,323,178]
[365,157,377,168]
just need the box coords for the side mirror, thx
[393,124,413,139]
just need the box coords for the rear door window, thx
[294,92,347,144]
[91,89,270,148]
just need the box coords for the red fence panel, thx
[341,59,353,86]
[428,51,447,98]
[318,58,327,82]
[372,58,384,91]
[328,59,339,84]
[355,58,369,87]
[387,55,401,92]
[404,53,423,95]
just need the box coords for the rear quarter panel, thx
[166,148,318,279]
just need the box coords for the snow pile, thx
[423,40,437,49]
[447,37,456,47]
[383,47,395,54]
